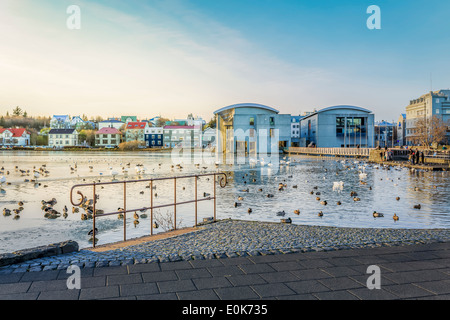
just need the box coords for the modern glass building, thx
[299,105,375,148]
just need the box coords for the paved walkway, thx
[0,241,449,300]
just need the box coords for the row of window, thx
[249,117,275,126]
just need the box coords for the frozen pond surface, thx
[0,150,449,253]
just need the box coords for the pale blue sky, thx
[1,0,449,121]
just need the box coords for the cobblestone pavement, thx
[0,220,450,300]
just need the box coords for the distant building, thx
[163,125,202,148]
[48,129,79,148]
[375,121,396,148]
[299,105,375,148]
[124,122,148,142]
[202,127,216,148]
[290,115,304,147]
[405,90,450,145]
[144,127,164,148]
[214,103,292,155]
[50,115,71,129]
[95,127,122,147]
[0,128,30,147]
[98,119,125,131]
[121,116,138,124]
[397,114,406,146]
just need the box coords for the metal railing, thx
[289,147,372,157]
[70,173,228,248]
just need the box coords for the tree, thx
[414,115,449,147]
[12,106,23,116]
[156,117,170,127]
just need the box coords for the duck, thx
[18,201,24,206]
[373,211,384,218]
[396,197,400,201]
[238,196,244,201]
[413,204,421,209]
[247,208,252,214]
[318,211,323,217]
[134,212,140,220]
[393,214,399,221]
[276,210,286,217]
[234,202,241,208]
[88,228,99,236]
[294,209,300,215]
[353,197,361,202]
[3,208,11,216]
[320,200,327,206]
[337,201,342,205]
[133,220,139,227]
[316,197,321,201]
[153,221,159,229]
[266,194,274,198]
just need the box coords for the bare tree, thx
[414,115,449,147]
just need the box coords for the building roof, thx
[0,128,29,137]
[164,125,197,129]
[48,129,77,134]
[126,122,147,129]
[213,103,279,115]
[301,105,373,120]
[100,119,124,123]
[96,127,122,135]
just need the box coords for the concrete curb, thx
[0,240,79,267]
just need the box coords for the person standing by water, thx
[415,149,420,165]
[421,151,425,164]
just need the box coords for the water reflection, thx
[0,151,449,253]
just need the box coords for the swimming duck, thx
[267,194,274,198]
[294,209,300,215]
[413,204,421,209]
[238,196,244,201]
[153,221,159,229]
[318,211,323,217]
[234,202,241,207]
[247,208,252,214]
[276,210,286,217]
[396,197,400,201]
[88,228,98,236]
[320,200,327,206]
[373,211,384,218]
[393,214,399,221]
[134,212,140,220]
[353,197,360,202]
[337,201,342,205]
[133,220,139,227]
[18,201,24,206]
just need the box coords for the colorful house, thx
[48,129,79,148]
[125,122,148,142]
[0,128,31,147]
[95,127,122,147]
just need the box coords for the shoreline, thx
[1,219,450,273]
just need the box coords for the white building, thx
[0,128,30,147]
[98,120,125,131]
[214,103,292,155]
[299,105,375,148]
[405,90,450,145]
[48,129,79,148]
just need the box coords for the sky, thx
[1,0,450,122]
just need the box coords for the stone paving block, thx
[214,286,260,300]
[0,282,31,294]
[177,289,220,300]
[175,268,212,280]
[107,273,143,286]
[291,268,333,281]
[160,260,193,271]
[318,277,365,291]
[298,259,334,269]
[0,273,23,284]
[79,285,120,300]
[413,280,450,295]
[120,282,159,297]
[142,270,178,283]
[0,292,39,300]
[320,266,361,277]
[259,271,300,283]
[268,261,304,272]
[189,259,224,269]
[157,279,197,293]
[128,263,161,274]
[383,270,450,285]
[383,283,436,299]
[226,274,267,287]
[38,289,80,300]
[206,265,245,277]
[278,293,318,300]
[251,283,296,298]
[93,265,128,276]
[285,280,331,294]
[313,290,360,300]
[20,270,59,282]
[136,292,178,300]
[192,276,233,290]
[238,263,276,274]
[348,287,400,300]
[28,279,69,292]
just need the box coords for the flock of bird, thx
[1,156,433,244]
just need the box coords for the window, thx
[249,117,255,126]
[269,117,275,126]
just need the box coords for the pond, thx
[0,150,449,253]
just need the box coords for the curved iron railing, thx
[70,172,228,248]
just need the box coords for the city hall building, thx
[214,103,292,155]
[299,105,375,148]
